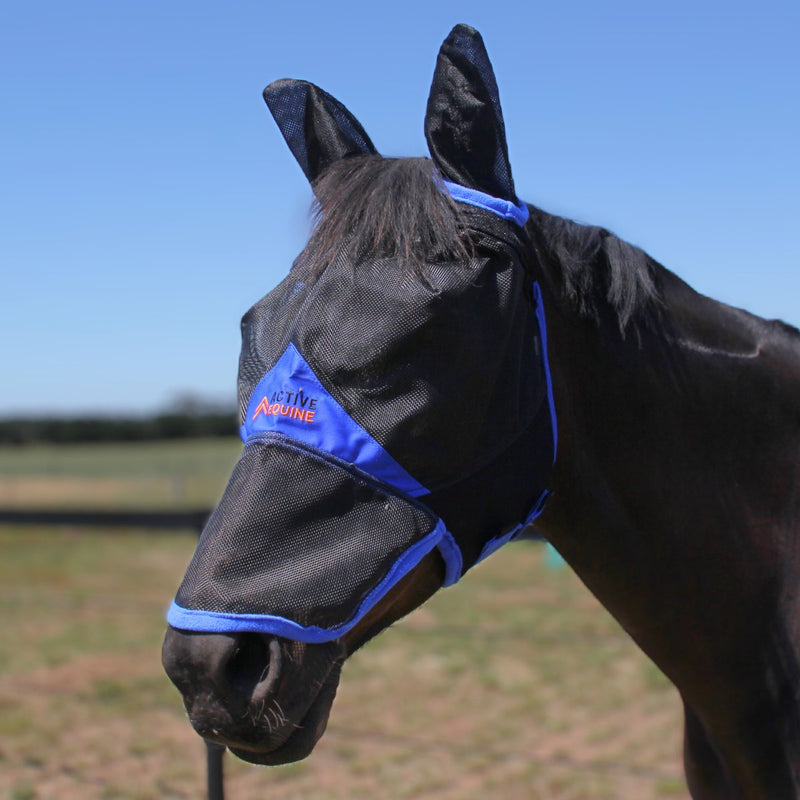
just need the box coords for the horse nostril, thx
[252,637,282,705]
[226,634,283,704]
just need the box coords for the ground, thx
[0,531,685,800]
[0,441,686,799]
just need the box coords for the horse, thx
[162,24,800,799]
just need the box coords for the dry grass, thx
[0,438,240,509]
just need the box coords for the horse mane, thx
[527,206,661,333]
[300,155,470,276]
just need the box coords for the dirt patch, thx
[0,639,685,800]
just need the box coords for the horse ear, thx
[424,24,517,202]
[263,79,378,184]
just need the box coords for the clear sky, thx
[2,1,798,416]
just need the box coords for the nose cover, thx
[167,342,464,642]
[169,435,453,641]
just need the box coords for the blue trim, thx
[167,519,452,642]
[443,180,529,227]
[533,282,558,462]
[243,343,428,498]
[436,527,463,586]
[474,488,551,565]
[475,489,550,564]
[470,284,558,565]
[524,489,550,525]
[475,524,522,565]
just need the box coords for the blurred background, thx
[1,1,797,797]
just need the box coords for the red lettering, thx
[251,396,319,424]
[251,398,269,421]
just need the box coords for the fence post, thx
[190,518,227,800]
[205,741,226,800]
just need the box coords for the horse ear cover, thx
[425,24,518,203]
[263,78,377,184]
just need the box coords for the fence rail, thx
[0,508,210,532]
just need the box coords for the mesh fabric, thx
[237,210,544,492]
[175,437,440,633]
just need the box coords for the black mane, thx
[300,154,660,332]
[527,206,661,332]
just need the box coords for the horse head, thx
[162,24,557,765]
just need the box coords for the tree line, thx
[0,410,239,445]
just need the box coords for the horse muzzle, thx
[161,627,345,764]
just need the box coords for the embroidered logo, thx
[251,388,318,424]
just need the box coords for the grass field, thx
[0,439,687,799]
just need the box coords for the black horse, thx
[163,24,800,799]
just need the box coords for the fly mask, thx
[167,25,557,644]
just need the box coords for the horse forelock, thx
[299,155,471,276]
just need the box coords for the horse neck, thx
[532,243,800,544]
[529,239,800,784]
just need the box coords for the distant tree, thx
[0,403,238,445]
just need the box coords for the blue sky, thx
[2,1,798,415]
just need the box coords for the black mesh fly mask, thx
[168,25,557,643]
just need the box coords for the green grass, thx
[0,528,196,674]
[0,439,687,799]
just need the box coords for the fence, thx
[0,508,210,532]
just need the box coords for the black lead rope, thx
[206,741,226,800]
